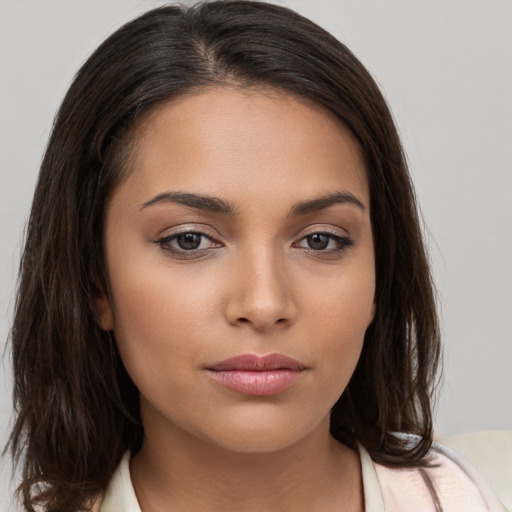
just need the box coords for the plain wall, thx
[1,0,511,508]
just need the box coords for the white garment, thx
[99,432,511,511]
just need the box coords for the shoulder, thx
[437,430,512,509]
[373,431,511,511]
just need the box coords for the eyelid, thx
[156,223,220,240]
[296,224,350,239]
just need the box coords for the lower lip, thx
[206,369,304,396]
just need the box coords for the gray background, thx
[1,0,511,508]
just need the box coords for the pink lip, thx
[206,353,307,396]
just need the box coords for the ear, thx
[96,294,114,331]
[367,302,376,328]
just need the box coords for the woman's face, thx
[101,87,375,453]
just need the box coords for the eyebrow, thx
[287,191,365,216]
[141,191,237,215]
[140,190,365,216]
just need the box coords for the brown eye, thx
[306,234,330,250]
[294,231,354,254]
[175,233,202,250]
[155,230,223,256]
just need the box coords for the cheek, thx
[107,260,222,387]
[302,259,375,382]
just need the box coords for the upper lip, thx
[206,353,307,371]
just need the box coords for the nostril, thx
[238,317,287,324]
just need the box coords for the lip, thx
[205,353,307,396]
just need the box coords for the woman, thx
[6,2,509,511]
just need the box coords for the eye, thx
[295,232,354,252]
[156,230,221,254]
[173,232,206,250]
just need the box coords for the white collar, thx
[100,452,140,512]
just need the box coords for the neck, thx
[130,416,363,512]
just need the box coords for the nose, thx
[224,248,297,332]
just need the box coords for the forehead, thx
[114,87,369,212]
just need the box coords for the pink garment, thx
[372,441,507,511]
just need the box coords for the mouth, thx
[205,353,307,396]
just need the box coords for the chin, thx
[194,410,329,455]
[213,435,299,454]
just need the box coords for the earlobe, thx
[367,303,376,327]
[96,294,114,331]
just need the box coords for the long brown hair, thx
[8,1,441,510]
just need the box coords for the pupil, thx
[308,234,329,250]
[178,233,201,250]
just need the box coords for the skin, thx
[100,87,375,512]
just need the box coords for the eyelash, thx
[155,229,354,258]
[155,230,221,258]
[293,232,354,253]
